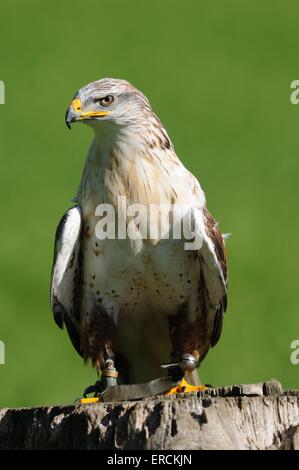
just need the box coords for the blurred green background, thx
[0,0,298,408]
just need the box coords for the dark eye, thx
[97,95,114,107]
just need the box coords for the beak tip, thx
[65,108,72,130]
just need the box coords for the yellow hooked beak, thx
[65,98,109,129]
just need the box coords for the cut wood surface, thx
[0,380,298,450]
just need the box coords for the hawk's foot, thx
[80,396,101,404]
[164,377,208,396]
[79,361,118,404]
[161,354,207,395]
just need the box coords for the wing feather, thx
[199,207,228,347]
[50,206,83,356]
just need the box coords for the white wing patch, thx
[51,206,82,325]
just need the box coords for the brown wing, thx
[202,207,228,347]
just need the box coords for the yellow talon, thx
[79,397,102,404]
[165,378,208,396]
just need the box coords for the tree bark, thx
[0,380,298,450]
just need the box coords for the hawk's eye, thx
[97,95,114,107]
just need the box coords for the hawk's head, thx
[65,78,152,130]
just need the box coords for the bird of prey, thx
[51,78,228,398]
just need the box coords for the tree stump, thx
[0,380,298,450]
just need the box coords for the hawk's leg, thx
[80,354,118,404]
[80,307,119,403]
[99,355,119,390]
[165,309,208,395]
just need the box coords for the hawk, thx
[51,78,228,397]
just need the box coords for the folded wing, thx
[50,206,83,356]
[200,207,228,347]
